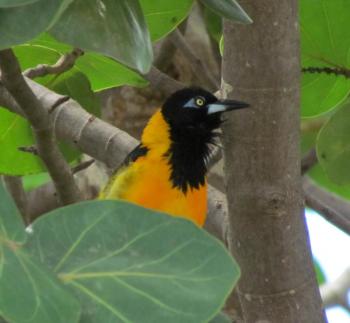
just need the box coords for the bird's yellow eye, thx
[195,97,205,107]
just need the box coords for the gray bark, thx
[221,1,326,322]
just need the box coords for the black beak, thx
[207,99,250,114]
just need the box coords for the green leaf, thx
[301,0,350,117]
[22,34,147,91]
[0,0,65,49]
[204,6,222,43]
[49,0,153,73]
[26,200,240,323]
[23,172,51,191]
[0,179,26,243]
[0,109,45,175]
[140,0,194,41]
[0,180,81,323]
[313,258,326,285]
[200,0,252,24]
[317,100,350,184]
[0,0,39,7]
[210,312,231,323]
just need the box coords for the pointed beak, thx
[207,99,250,115]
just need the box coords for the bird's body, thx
[100,88,248,226]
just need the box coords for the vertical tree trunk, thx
[221,1,326,322]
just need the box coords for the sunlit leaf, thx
[200,0,252,24]
[26,200,240,323]
[140,0,194,41]
[301,0,350,117]
[49,0,153,73]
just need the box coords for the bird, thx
[99,87,249,227]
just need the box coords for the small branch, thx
[72,159,95,174]
[303,177,350,235]
[170,29,219,90]
[3,176,29,224]
[23,48,84,79]
[143,66,185,97]
[302,66,350,79]
[301,148,318,175]
[0,49,81,205]
[18,145,38,155]
[320,268,350,310]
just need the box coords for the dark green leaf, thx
[0,0,39,7]
[49,0,152,73]
[200,0,252,24]
[301,0,350,117]
[140,0,194,41]
[0,0,65,49]
[26,200,240,323]
[0,179,26,243]
[210,312,232,323]
[204,7,222,43]
[317,100,350,184]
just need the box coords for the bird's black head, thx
[161,87,249,132]
[160,87,249,193]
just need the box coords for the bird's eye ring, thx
[195,97,205,107]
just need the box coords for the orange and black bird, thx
[99,87,249,226]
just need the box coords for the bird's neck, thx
[142,110,213,193]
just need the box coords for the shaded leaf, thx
[301,0,350,117]
[140,0,194,41]
[317,100,350,184]
[204,6,222,43]
[49,0,152,73]
[26,200,240,323]
[0,0,65,49]
[210,312,231,323]
[0,0,39,7]
[0,179,26,243]
[24,34,147,91]
[200,0,252,24]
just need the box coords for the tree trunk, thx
[221,1,326,322]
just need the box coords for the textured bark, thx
[221,1,326,322]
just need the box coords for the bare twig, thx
[3,176,29,224]
[0,49,81,205]
[302,66,350,79]
[18,145,39,155]
[320,268,350,310]
[303,177,350,235]
[24,48,84,79]
[72,159,95,174]
[170,29,219,90]
[301,148,318,175]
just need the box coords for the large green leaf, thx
[140,0,194,41]
[22,34,147,91]
[0,0,39,7]
[210,312,231,323]
[301,0,350,117]
[0,0,65,49]
[26,200,240,323]
[0,109,45,175]
[317,100,350,184]
[200,0,252,24]
[0,180,81,323]
[49,0,152,73]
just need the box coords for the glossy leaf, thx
[24,34,147,91]
[0,180,81,323]
[0,0,39,7]
[301,0,350,117]
[317,100,350,184]
[140,0,194,41]
[200,0,252,24]
[49,0,153,73]
[0,0,64,49]
[26,200,240,323]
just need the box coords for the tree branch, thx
[0,49,81,205]
[303,177,350,235]
[169,29,219,91]
[23,48,84,79]
[320,268,350,311]
[301,148,318,175]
